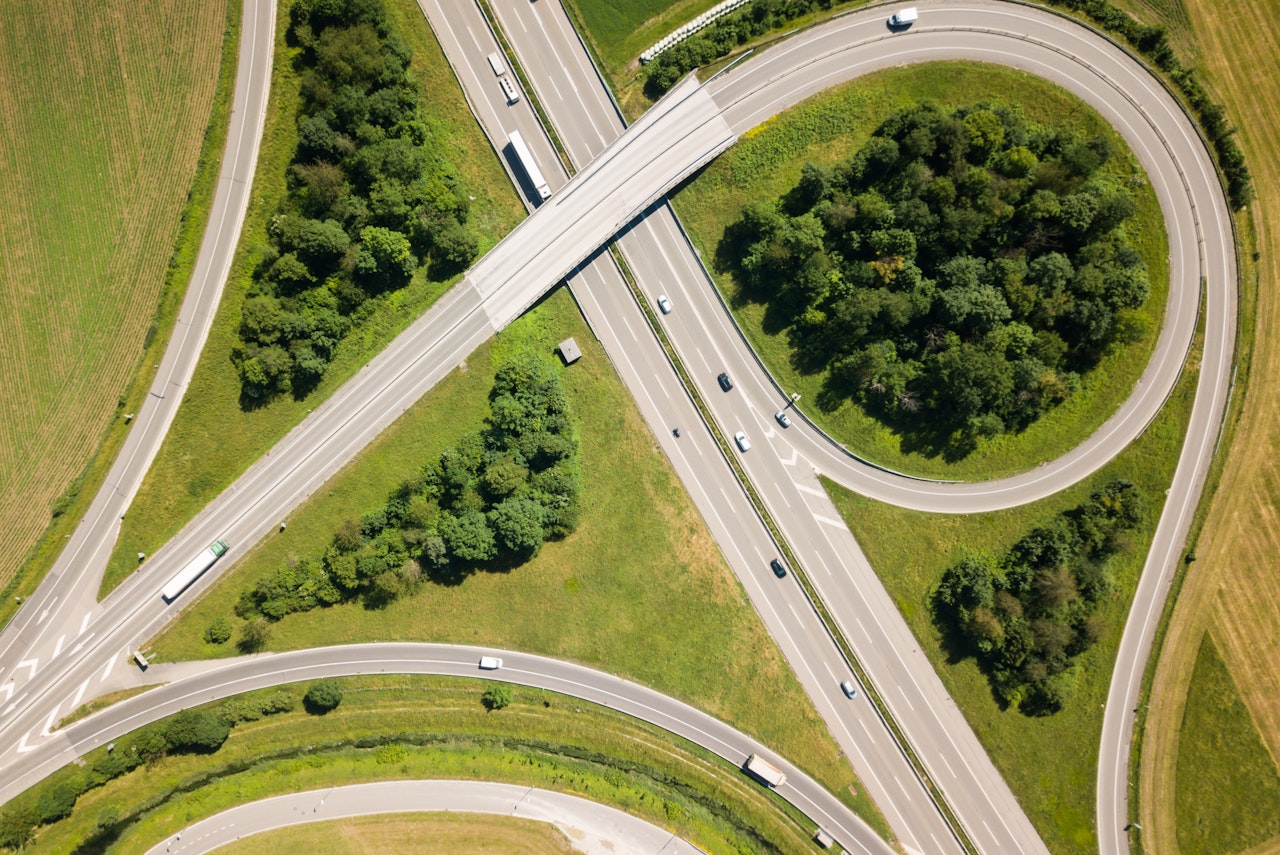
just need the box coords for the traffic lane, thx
[416,0,568,196]
[490,0,623,161]
[624,208,1044,855]
[147,781,701,855]
[0,0,278,674]
[3,644,895,855]
[0,283,496,751]
[567,258,957,853]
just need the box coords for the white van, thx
[889,7,918,26]
[487,51,507,77]
[479,656,503,670]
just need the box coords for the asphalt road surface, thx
[0,644,892,855]
[144,781,703,855]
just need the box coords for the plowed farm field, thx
[0,0,230,589]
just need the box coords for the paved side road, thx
[144,781,703,855]
[1,644,894,855]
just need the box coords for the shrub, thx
[203,616,233,645]
[304,680,344,714]
[482,684,512,711]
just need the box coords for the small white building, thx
[558,337,582,364]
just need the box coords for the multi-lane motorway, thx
[0,2,1235,855]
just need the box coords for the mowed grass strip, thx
[1172,634,1280,854]
[1137,0,1280,846]
[673,61,1168,481]
[219,814,580,855]
[24,677,836,854]
[823,329,1199,854]
[101,0,527,597]
[152,288,884,832]
[0,0,231,590]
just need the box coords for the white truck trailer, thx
[507,130,551,202]
[161,539,229,602]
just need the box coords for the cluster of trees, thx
[933,480,1144,715]
[238,354,581,621]
[723,101,1151,448]
[0,689,298,848]
[644,0,835,97]
[1050,0,1251,208]
[233,0,479,401]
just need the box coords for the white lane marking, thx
[53,635,65,658]
[795,480,824,496]
[16,730,38,754]
[40,706,59,737]
[80,612,93,635]
[813,513,845,528]
[17,659,37,679]
[69,633,96,657]
[3,693,28,717]
[70,679,90,713]
[101,654,117,681]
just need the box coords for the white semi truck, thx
[161,539,229,602]
[744,753,787,787]
[507,130,551,202]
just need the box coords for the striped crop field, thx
[0,0,230,589]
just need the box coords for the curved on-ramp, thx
[144,781,701,855]
[3,644,893,855]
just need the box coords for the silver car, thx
[734,431,751,452]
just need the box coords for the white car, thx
[841,680,858,699]
[775,410,792,428]
[734,431,751,452]
[479,656,503,670]
[657,295,672,314]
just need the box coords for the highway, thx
[144,781,703,855]
[0,3,1234,855]
[0,643,890,855]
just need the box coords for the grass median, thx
[673,61,1169,482]
[823,326,1199,853]
[18,676,849,854]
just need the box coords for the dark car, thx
[770,558,787,578]
[717,372,733,392]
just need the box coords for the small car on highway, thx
[770,558,788,578]
[479,656,503,670]
[734,431,750,452]
[657,295,672,314]
[775,410,791,428]
[718,372,733,392]
[841,680,858,699]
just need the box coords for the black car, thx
[718,372,733,392]
[770,559,787,578]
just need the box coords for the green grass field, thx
[1173,634,1280,854]
[673,61,1168,482]
[824,331,1199,854]
[100,0,527,597]
[219,814,579,855]
[151,288,884,832]
[19,676,846,854]
[0,0,234,605]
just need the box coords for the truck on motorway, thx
[744,753,787,787]
[161,539,229,602]
[507,130,551,202]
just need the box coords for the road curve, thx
[1,644,892,855]
[143,781,703,855]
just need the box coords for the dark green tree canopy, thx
[233,0,478,402]
[722,101,1151,453]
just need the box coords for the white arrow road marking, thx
[0,682,12,703]
[16,731,39,754]
[101,654,117,682]
[36,597,58,624]
[68,634,96,657]
[3,694,27,717]
[80,612,92,634]
[53,635,65,658]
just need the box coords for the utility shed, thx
[558,337,582,364]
